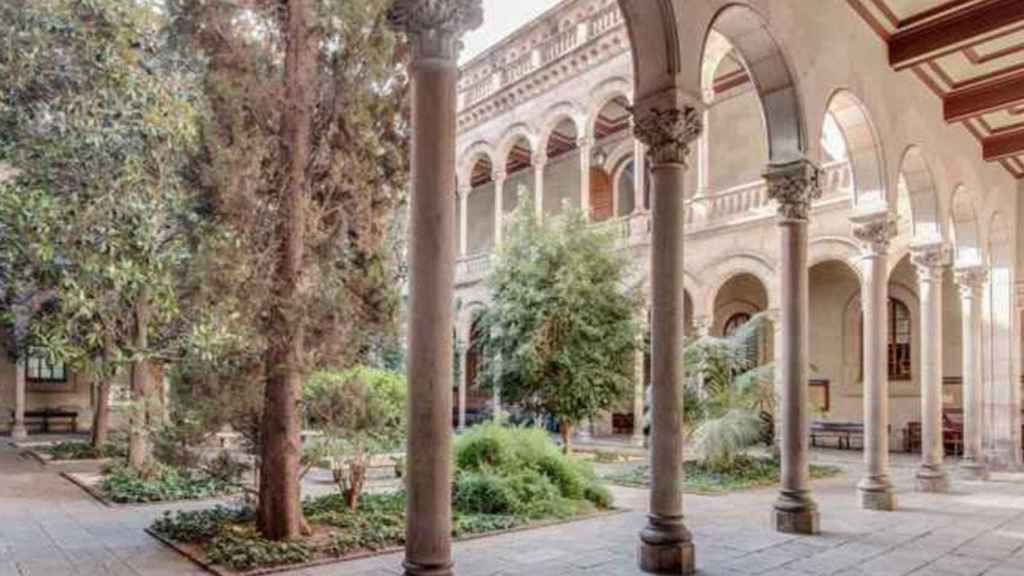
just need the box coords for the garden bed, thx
[25,441,122,467]
[601,456,844,494]
[147,491,621,576]
[63,464,243,507]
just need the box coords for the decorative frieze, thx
[387,0,483,61]
[633,106,703,167]
[763,159,824,221]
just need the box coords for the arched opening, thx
[467,154,496,254]
[821,91,885,207]
[588,96,629,222]
[809,260,862,420]
[502,135,534,217]
[897,147,942,243]
[712,272,771,366]
[464,313,492,425]
[542,116,580,216]
[950,186,982,266]
[614,159,636,217]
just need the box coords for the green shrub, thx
[99,464,238,503]
[207,533,311,571]
[151,507,252,543]
[452,470,517,515]
[44,441,123,460]
[583,483,613,509]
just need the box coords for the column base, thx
[773,491,819,535]
[631,433,645,448]
[915,467,950,493]
[10,425,27,441]
[638,541,695,574]
[402,560,453,576]
[857,478,896,511]
[959,461,990,481]
[638,515,694,574]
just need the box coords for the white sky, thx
[460,0,559,64]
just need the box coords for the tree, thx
[302,367,406,510]
[0,0,199,460]
[478,199,641,453]
[170,0,409,540]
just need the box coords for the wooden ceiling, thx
[849,0,1024,178]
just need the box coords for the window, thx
[889,299,912,380]
[26,349,67,383]
[724,312,761,366]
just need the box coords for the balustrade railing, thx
[502,51,535,86]
[588,4,621,38]
[541,27,580,64]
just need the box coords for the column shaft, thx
[958,267,989,480]
[633,141,646,212]
[458,187,469,257]
[766,159,821,535]
[12,359,27,440]
[632,346,646,447]
[457,345,468,432]
[579,139,592,218]
[533,158,545,221]
[493,174,505,247]
[914,247,948,491]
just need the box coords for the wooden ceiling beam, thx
[889,0,1024,70]
[983,126,1024,161]
[944,69,1024,122]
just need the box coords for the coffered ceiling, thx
[849,0,1024,178]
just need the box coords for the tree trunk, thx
[256,0,316,542]
[92,334,115,449]
[560,420,572,455]
[128,287,151,471]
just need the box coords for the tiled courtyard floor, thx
[2,443,1024,576]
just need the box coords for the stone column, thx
[633,140,646,212]
[12,359,27,440]
[765,158,822,535]
[493,169,506,247]
[633,96,702,575]
[912,242,950,492]
[457,327,468,432]
[851,210,897,511]
[533,152,546,221]
[956,265,990,480]
[457,184,470,257]
[579,136,593,218]
[632,344,647,447]
[386,3,482,575]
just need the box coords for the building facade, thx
[450,0,1024,473]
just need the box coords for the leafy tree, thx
[477,199,641,453]
[302,367,406,510]
[0,0,199,461]
[169,0,409,540]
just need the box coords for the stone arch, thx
[496,124,538,168]
[619,1,806,162]
[710,272,771,338]
[809,236,864,283]
[950,185,982,266]
[897,146,944,243]
[538,101,586,153]
[821,89,886,207]
[698,252,779,319]
[585,76,634,140]
[458,140,497,186]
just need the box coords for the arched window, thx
[724,312,761,366]
[889,299,911,380]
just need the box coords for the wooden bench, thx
[24,408,78,433]
[810,421,863,450]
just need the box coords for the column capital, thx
[764,158,823,221]
[694,316,713,338]
[955,265,988,298]
[911,241,950,282]
[493,169,507,183]
[577,136,594,150]
[532,152,548,168]
[851,210,897,256]
[387,0,483,62]
[456,184,472,200]
[633,105,703,168]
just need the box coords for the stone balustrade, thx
[455,160,854,281]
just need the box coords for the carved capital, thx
[911,242,949,283]
[694,316,713,338]
[532,152,548,168]
[493,169,507,183]
[851,212,897,256]
[387,0,483,62]
[764,159,824,221]
[633,106,703,167]
[955,265,988,298]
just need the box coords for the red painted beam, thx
[889,0,1024,70]
[944,70,1024,122]
[983,126,1024,161]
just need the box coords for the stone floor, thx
[1,442,1023,576]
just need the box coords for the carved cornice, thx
[955,265,988,298]
[851,212,897,256]
[633,106,703,167]
[763,159,824,221]
[387,0,483,61]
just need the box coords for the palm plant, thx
[683,313,775,471]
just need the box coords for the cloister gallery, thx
[391,0,1024,574]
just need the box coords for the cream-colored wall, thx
[708,87,768,192]
[0,354,94,433]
